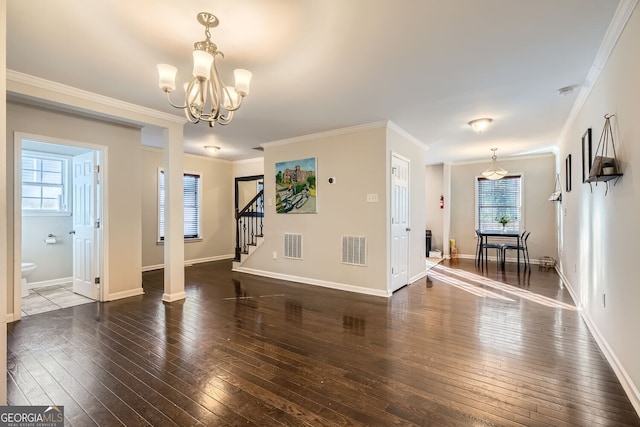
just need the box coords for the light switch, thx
[367,193,378,203]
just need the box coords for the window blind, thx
[476,175,522,231]
[159,171,201,240]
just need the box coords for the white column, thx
[1,0,9,405]
[162,124,186,302]
[442,163,452,258]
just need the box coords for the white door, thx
[72,151,99,299]
[391,154,410,292]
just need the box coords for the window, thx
[158,170,201,241]
[476,175,522,231]
[21,151,70,214]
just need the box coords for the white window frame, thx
[474,173,524,232]
[157,168,202,243]
[21,150,72,216]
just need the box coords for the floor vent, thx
[342,236,367,266]
[283,233,303,259]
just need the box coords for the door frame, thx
[12,132,107,321]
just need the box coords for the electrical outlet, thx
[272,251,277,260]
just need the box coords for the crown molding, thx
[261,120,428,151]
[559,0,639,142]
[6,70,186,126]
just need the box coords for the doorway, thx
[390,153,410,292]
[14,133,104,319]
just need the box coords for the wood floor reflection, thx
[7,259,640,426]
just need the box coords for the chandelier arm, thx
[218,110,234,125]
[165,91,187,109]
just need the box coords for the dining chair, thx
[502,231,531,271]
[476,230,502,271]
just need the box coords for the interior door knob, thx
[69,230,76,235]
[406,227,411,232]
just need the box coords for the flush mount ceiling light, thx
[482,148,508,180]
[557,84,578,96]
[468,118,493,133]
[157,12,252,127]
[205,146,220,154]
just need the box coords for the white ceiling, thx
[6,0,624,164]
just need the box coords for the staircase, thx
[233,189,264,268]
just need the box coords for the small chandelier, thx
[157,12,252,127]
[482,148,508,180]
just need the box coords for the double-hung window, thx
[476,175,522,231]
[158,170,202,241]
[22,151,70,215]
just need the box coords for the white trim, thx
[558,0,639,143]
[455,152,555,167]
[261,120,428,152]
[13,132,108,321]
[6,314,14,324]
[26,277,73,290]
[7,70,186,125]
[232,266,391,298]
[142,254,234,272]
[387,121,428,151]
[162,291,187,302]
[107,287,144,301]
[555,264,640,414]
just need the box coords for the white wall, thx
[6,101,143,312]
[22,216,72,283]
[557,5,640,411]
[449,154,558,261]
[237,122,426,296]
[141,147,235,269]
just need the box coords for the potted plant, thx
[495,214,510,229]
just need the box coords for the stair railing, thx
[235,189,264,261]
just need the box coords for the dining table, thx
[478,229,523,272]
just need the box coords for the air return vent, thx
[283,233,303,259]
[342,236,367,266]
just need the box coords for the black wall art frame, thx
[566,154,572,192]
[582,128,592,183]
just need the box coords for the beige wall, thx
[22,215,73,282]
[449,154,558,261]
[557,5,640,410]
[238,123,426,296]
[141,147,235,268]
[425,164,444,252]
[6,101,143,311]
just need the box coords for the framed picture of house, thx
[275,157,317,213]
[565,154,572,192]
[582,128,592,183]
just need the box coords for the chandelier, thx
[482,148,508,180]
[157,12,252,127]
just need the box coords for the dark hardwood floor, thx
[7,258,640,426]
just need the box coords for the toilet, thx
[21,262,37,298]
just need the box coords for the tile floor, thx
[21,283,94,317]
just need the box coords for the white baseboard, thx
[142,254,234,272]
[27,276,73,289]
[107,287,144,301]
[162,291,187,303]
[232,266,391,298]
[555,264,640,416]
